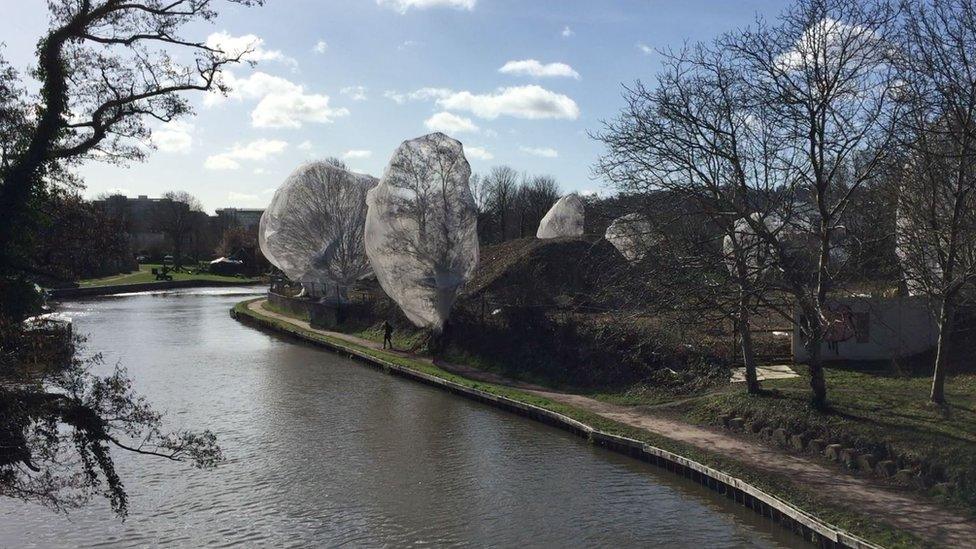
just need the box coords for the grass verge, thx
[234,297,931,548]
[80,264,260,287]
[673,368,976,514]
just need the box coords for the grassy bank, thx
[80,264,260,287]
[237,298,928,548]
[674,368,976,512]
[259,297,975,520]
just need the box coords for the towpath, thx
[249,299,975,547]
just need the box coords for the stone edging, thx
[48,279,259,299]
[232,299,882,549]
[718,416,957,497]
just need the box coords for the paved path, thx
[249,300,975,547]
[730,365,800,383]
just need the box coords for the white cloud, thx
[424,111,479,134]
[637,43,653,55]
[383,90,406,104]
[438,85,580,120]
[253,168,267,175]
[205,139,289,170]
[775,18,877,72]
[204,155,240,171]
[206,31,295,66]
[313,40,329,54]
[414,87,456,100]
[384,87,453,104]
[561,26,574,38]
[340,85,368,101]
[520,146,559,158]
[252,93,348,128]
[377,0,476,14]
[206,71,349,128]
[298,140,313,151]
[499,59,580,79]
[208,71,298,105]
[464,146,493,160]
[398,40,419,51]
[152,121,193,154]
[342,149,373,160]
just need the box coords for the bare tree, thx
[597,0,900,406]
[485,166,519,242]
[595,43,784,395]
[895,0,976,404]
[260,162,373,297]
[727,0,900,408]
[469,173,489,214]
[515,174,561,237]
[154,191,204,268]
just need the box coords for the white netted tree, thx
[364,133,479,339]
[260,161,375,298]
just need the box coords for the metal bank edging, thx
[231,301,882,549]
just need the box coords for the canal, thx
[1,288,806,547]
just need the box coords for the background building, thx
[94,194,264,261]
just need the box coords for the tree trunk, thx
[0,28,72,273]
[173,239,183,270]
[737,294,761,394]
[930,297,954,404]
[801,309,828,410]
[808,342,827,410]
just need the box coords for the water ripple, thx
[2,292,805,548]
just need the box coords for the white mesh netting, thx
[259,161,375,295]
[364,133,479,331]
[722,213,780,278]
[605,213,654,261]
[723,213,849,278]
[537,194,584,239]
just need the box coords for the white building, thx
[793,296,938,362]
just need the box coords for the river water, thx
[0,288,805,548]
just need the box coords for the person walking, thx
[382,320,394,350]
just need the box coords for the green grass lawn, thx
[673,367,976,511]
[79,263,260,287]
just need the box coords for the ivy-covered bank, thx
[232,297,930,549]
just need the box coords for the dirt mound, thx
[463,236,627,308]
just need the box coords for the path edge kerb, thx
[231,298,881,549]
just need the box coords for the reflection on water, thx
[0,288,806,548]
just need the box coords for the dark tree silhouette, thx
[0,0,261,518]
[154,190,204,269]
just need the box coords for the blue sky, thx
[2,0,783,213]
